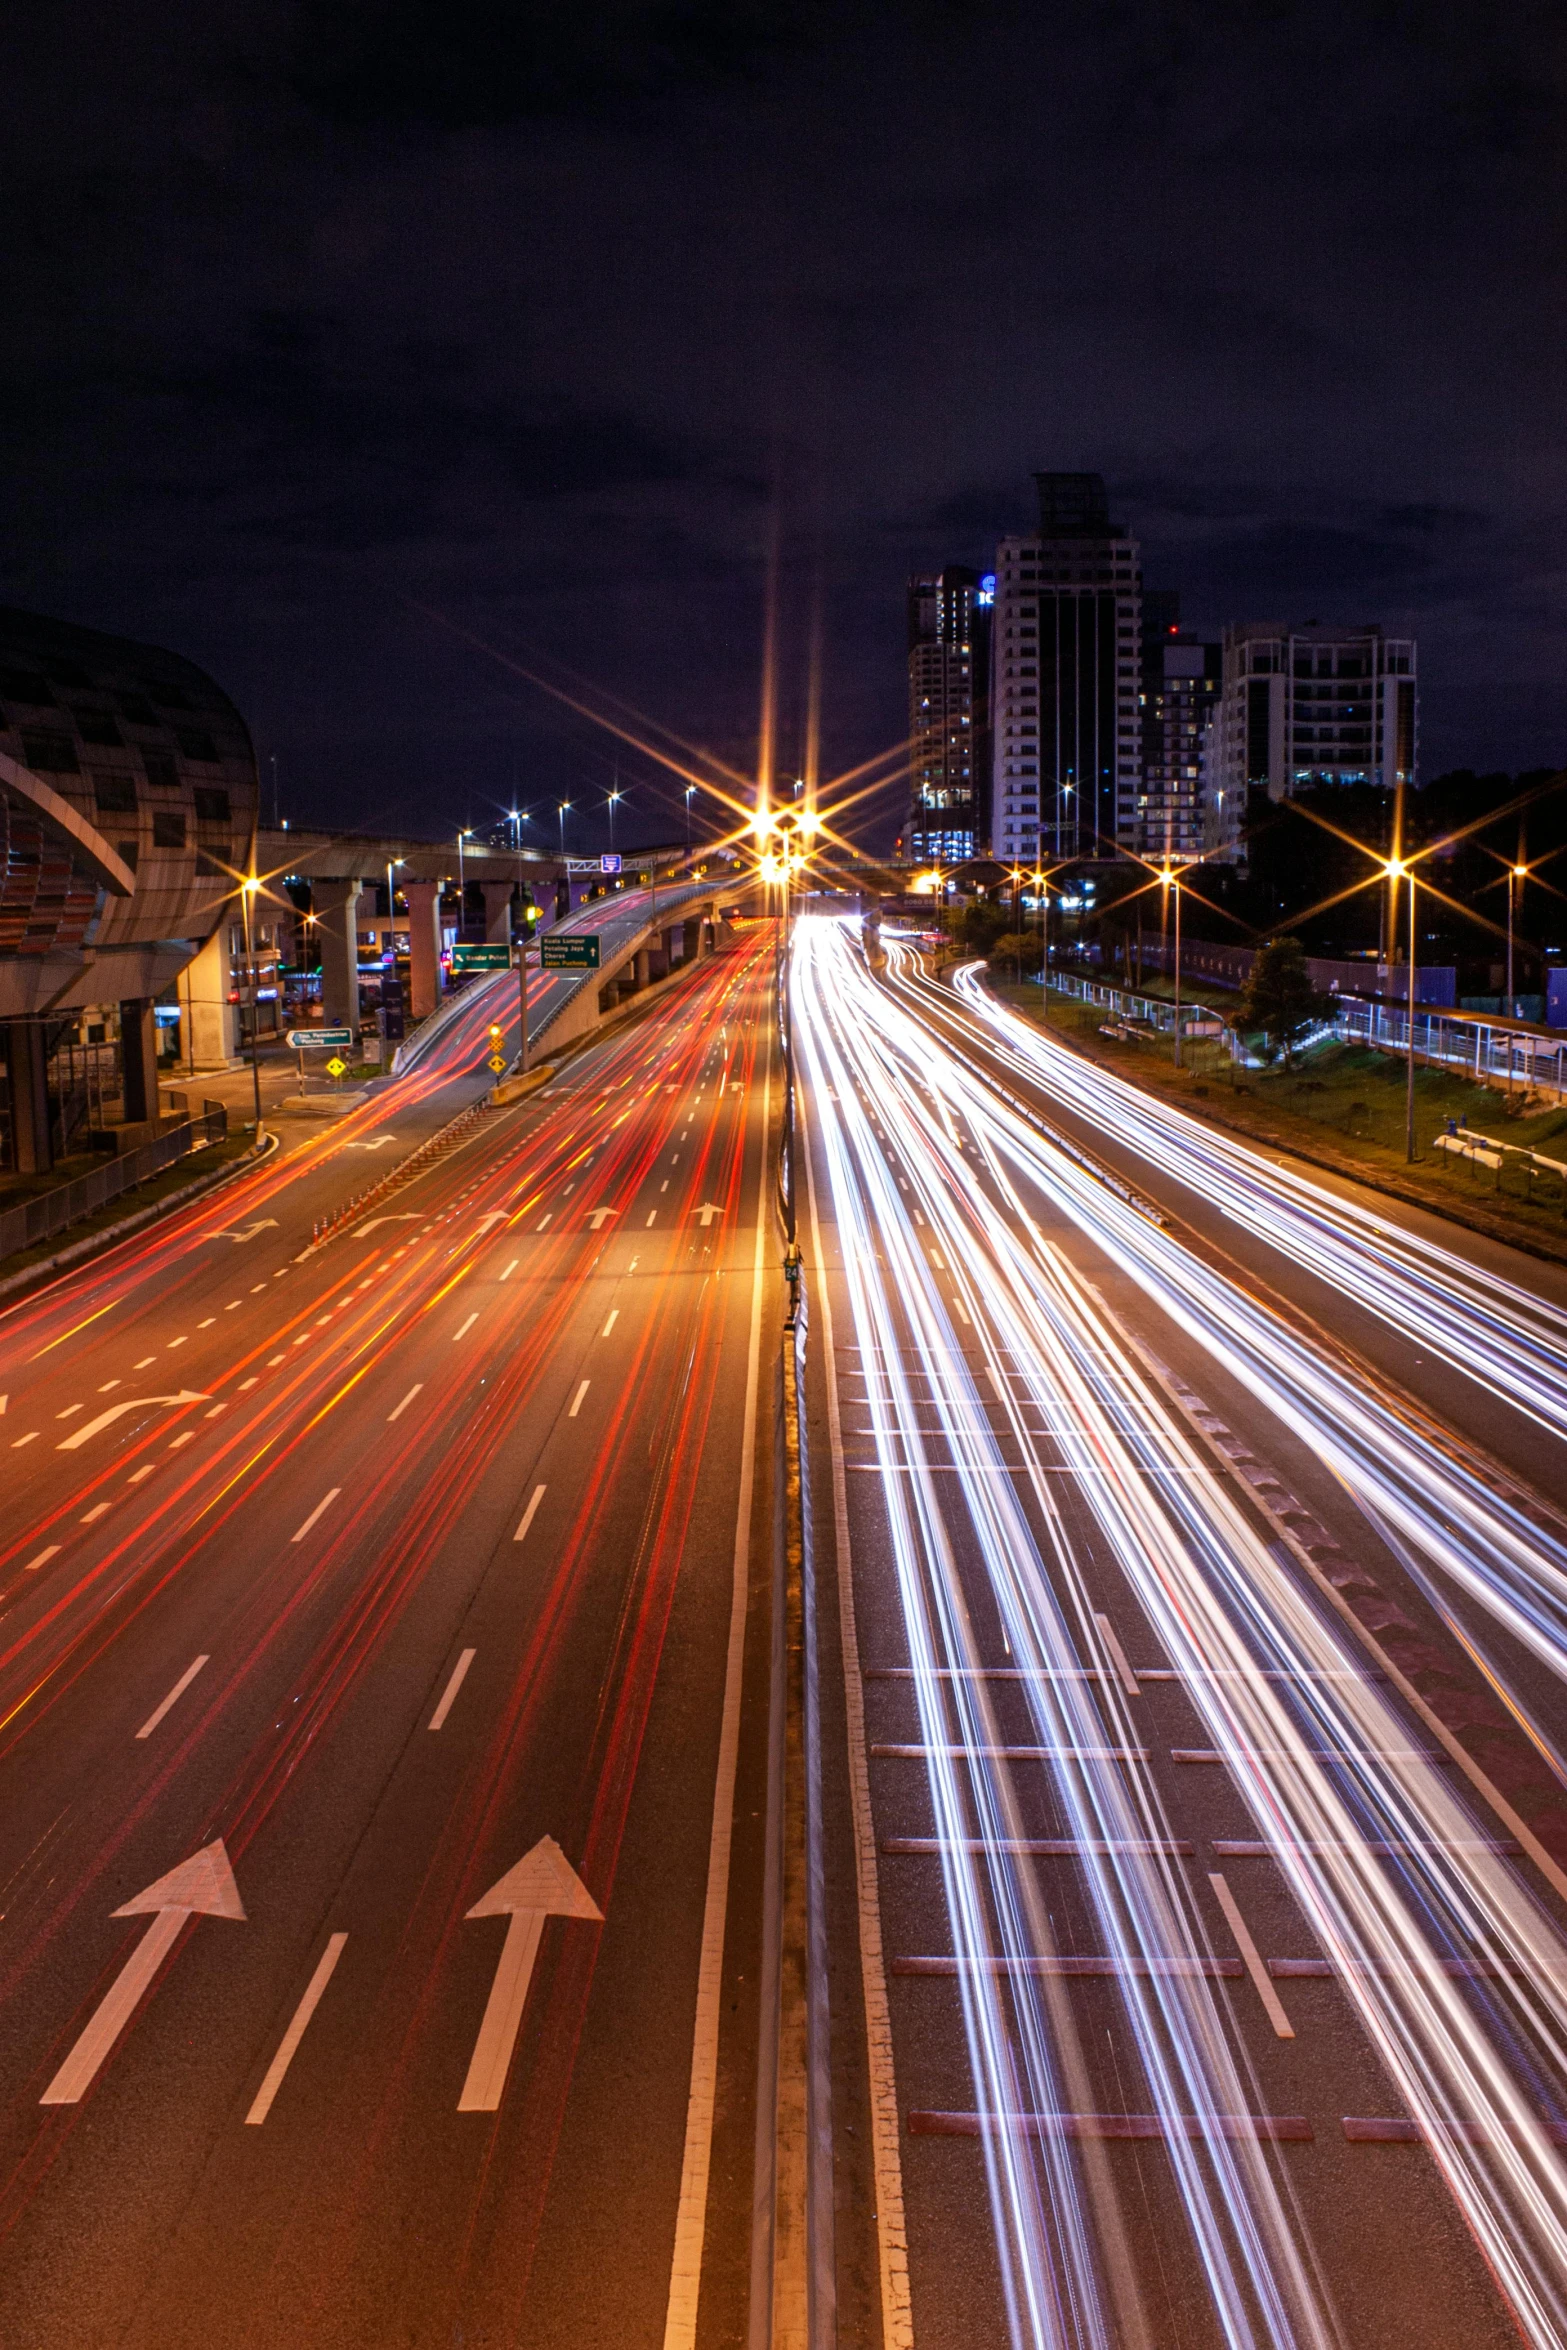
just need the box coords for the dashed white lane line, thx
[226,1300,242,1310]
[56,1404,82,1419]
[11,1432,37,1448]
[246,1935,349,2126]
[268,1355,285,1366]
[645,1211,657,1227]
[292,1488,341,1544]
[251,1284,266,1293]
[128,1465,154,1485]
[951,1295,972,1326]
[388,1385,423,1422]
[135,1357,155,1370]
[453,1312,478,1342]
[500,1258,518,1281]
[429,1649,476,1730]
[198,1318,216,1330]
[204,1404,227,1419]
[239,1376,259,1390]
[167,1337,188,1350]
[98,1379,120,1393]
[169,1432,196,1450]
[660,1181,669,1193]
[537,1214,552,1232]
[1210,1872,1296,2039]
[24,1546,60,1572]
[1094,1613,1142,1700]
[569,1380,590,1418]
[135,1654,209,1740]
[601,1310,619,1338]
[81,1503,110,1524]
[513,1484,547,1543]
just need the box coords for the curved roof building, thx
[0,607,258,1020]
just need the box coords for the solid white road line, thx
[1094,1611,1142,1698]
[25,1547,60,1572]
[388,1385,423,1422]
[453,1312,478,1342]
[292,1488,341,1543]
[601,1310,619,1337]
[661,1029,770,2350]
[799,1092,913,2350]
[513,1484,547,1544]
[569,1380,590,1417]
[1209,1872,1295,2039]
[245,1934,349,2125]
[429,1649,476,1730]
[136,1655,210,1740]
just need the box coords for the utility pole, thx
[240,877,265,1142]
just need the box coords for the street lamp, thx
[608,788,622,854]
[1385,856,1417,1162]
[558,801,571,859]
[1160,863,1183,1068]
[1508,861,1528,1015]
[1032,867,1048,1021]
[684,784,696,860]
[239,874,265,1142]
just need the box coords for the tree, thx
[1236,937,1330,1065]
[987,930,1042,976]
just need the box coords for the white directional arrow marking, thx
[585,1208,618,1231]
[41,1839,245,2104]
[350,1136,400,1151]
[204,1219,279,1243]
[692,1202,724,1227]
[457,1838,602,2112]
[353,1214,422,1238]
[58,1392,209,1450]
[474,1212,507,1233]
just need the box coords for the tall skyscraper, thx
[991,473,1142,863]
[1133,603,1220,861]
[906,565,992,863]
[1202,620,1418,859]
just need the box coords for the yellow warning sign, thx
[325,1056,348,1078]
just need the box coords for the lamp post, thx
[1508,861,1527,1014]
[240,875,265,1142]
[684,784,695,862]
[1385,857,1418,1161]
[608,789,621,855]
[1161,863,1183,1069]
[1033,867,1048,1021]
[558,801,570,861]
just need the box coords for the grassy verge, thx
[0,1132,257,1280]
[987,978,1567,1261]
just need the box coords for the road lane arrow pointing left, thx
[58,1391,210,1450]
[457,1838,602,2112]
[41,1840,245,2105]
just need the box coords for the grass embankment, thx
[0,1131,257,1279]
[988,978,1567,1261]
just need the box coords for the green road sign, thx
[451,943,511,973]
[287,1027,354,1050]
[540,934,601,970]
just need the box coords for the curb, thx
[0,1131,280,1307]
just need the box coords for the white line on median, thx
[245,1934,349,2125]
[388,1385,423,1422]
[569,1380,590,1417]
[292,1488,341,1544]
[429,1649,476,1730]
[136,1655,210,1740]
[513,1484,546,1543]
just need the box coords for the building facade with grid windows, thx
[906,565,991,863]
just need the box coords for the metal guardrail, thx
[0,1107,227,1264]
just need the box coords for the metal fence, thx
[0,1105,228,1265]
[1335,995,1567,1102]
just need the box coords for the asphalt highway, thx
[0,928,778,2349]
[796,916,1567,2350]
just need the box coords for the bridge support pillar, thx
[633,947,651,989]
[402,881,444,1021]
[683,919,702,962]
[5,1022,51,1174]
[314,878,363,1034]
[481,881,514,945]
[186,924,240,1069]
[119,997,159,1125]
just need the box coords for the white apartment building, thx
[1202,620,1418,859]
[991,474,1143,863]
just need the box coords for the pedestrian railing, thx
[0,1106,227,1265]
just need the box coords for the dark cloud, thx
[1,0,1565,840]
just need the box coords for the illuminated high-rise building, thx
[906,565,992,863]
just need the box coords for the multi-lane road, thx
[9,904,1567,2347]
[794,918,1567,2350]
[0,926,777,2349]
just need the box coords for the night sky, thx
[5,2,1563,850]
